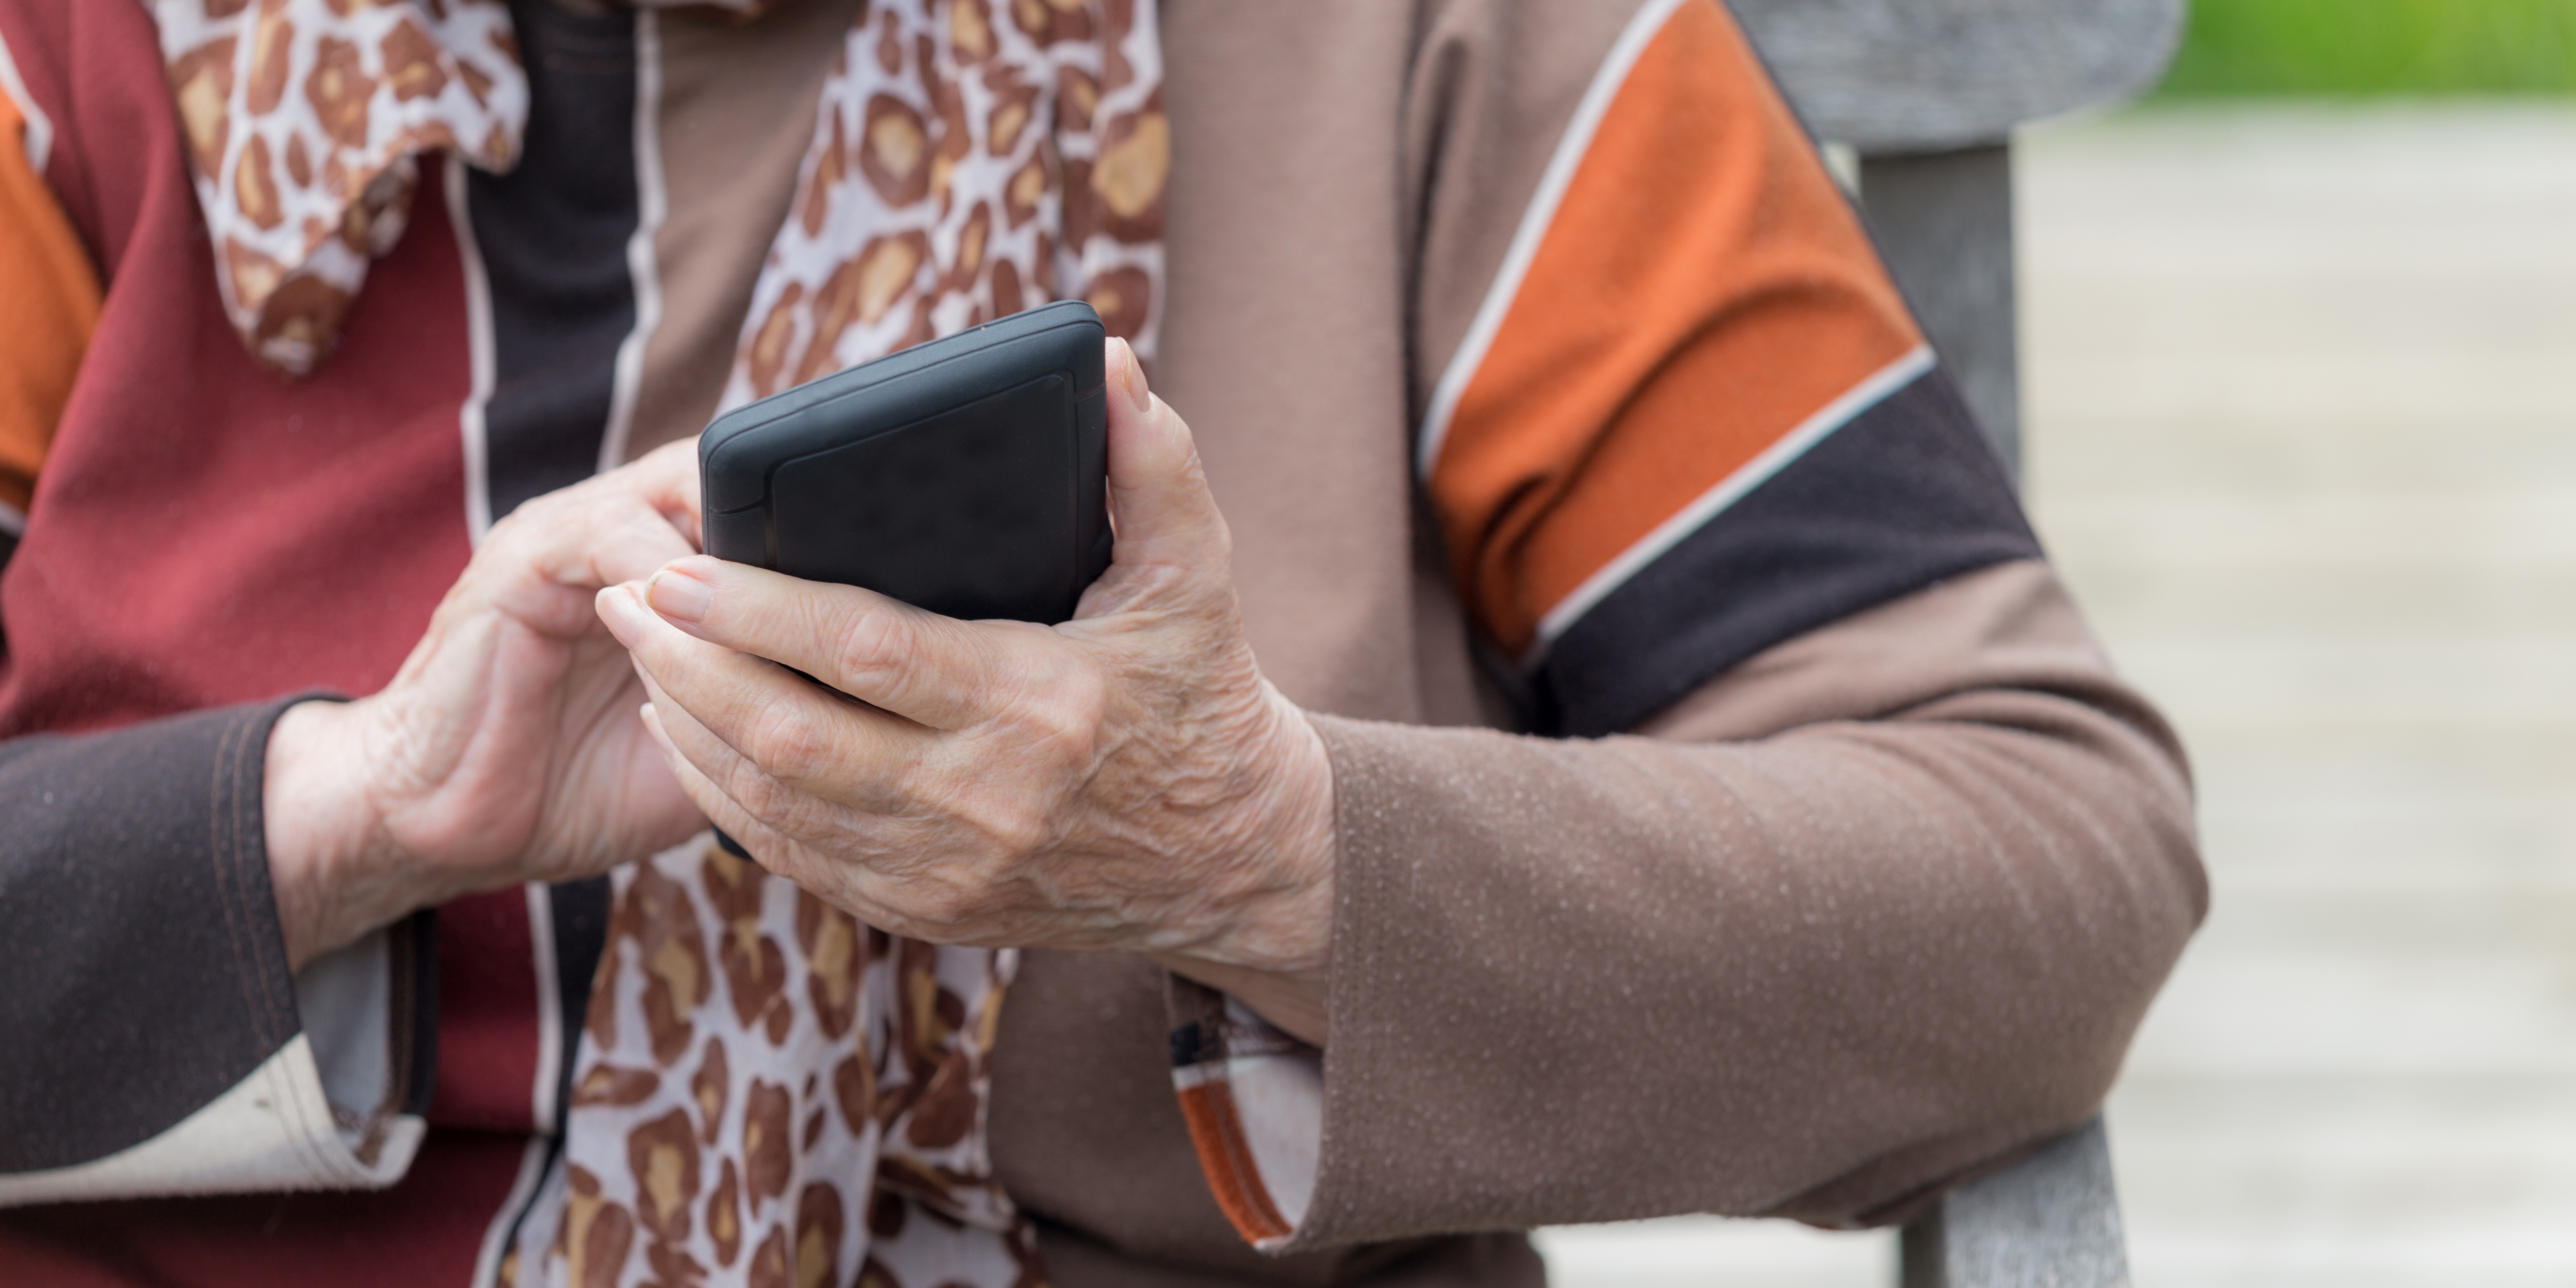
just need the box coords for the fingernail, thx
[647,563,715,624]
[596,584,647,640]
[1115,337,1151,417]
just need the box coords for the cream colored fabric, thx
[0,1031,425,1206]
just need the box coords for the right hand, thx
[263,441,710,969]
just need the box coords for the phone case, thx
[699,299,1111,624]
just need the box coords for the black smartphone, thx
[695,300,1112,858]
[699,298,1112,623]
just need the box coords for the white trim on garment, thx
[1521,344,1938,669]
[448,153,500,547]
[596,8,668,476]
[0,1035,426,1206]
[524,882,565,1136]
[467,1136,554,1288]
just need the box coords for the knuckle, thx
[917,772,1050,863]
[972,795,1055,859]
[479,506,537,553]
[825,603,910,693]
[730,766,836,846]
[742,699,834,784]
[727,765,799,825]
[884,746,947,812]
[1018,665,1106,765]
[526,487,591,532]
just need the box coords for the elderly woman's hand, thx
[263,441,710,970]
[596,340,1336,1043]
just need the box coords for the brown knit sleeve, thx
[1231,559,2201,1248]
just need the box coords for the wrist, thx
[1251,696,1338,968]
[264,699,412,970]
[1153,690,1337,1044]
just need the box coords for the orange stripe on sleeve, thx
[1172,1076,1296,1246]
[1424,0,1921,657]
[0,83,100,520]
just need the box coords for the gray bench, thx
[1726,2,2185,1284]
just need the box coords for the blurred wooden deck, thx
[1536,104,2576,1287]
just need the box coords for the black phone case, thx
[699,298,1111,624]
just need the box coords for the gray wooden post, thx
[1856,144,2021,476]
[1900,1116,2133,1288]
[1721,3,2187,1284]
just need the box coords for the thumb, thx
[1102,337,1230,579]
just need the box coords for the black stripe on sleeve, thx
[467,0,640,522]
[1534,367,2041,738]
[547,873,611,1124]
[390,906,441,1120]
[0,700,307,1172]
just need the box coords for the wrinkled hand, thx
[596,340,1336,1042]
[265,442,710,970]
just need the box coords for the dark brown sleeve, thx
[0,699,439,1198]
[0,701,304,1174]
[1288,557,2202,1245]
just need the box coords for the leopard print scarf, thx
[150,2,1167,1286]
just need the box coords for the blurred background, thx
[1538,2,2576,1284]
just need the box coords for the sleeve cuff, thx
[0,697,438,1204]
[0,882,438,1209]
[291,909,440,1174]
[1165,974,1324,1252]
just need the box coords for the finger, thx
[1101,336,1230,579]
[611,438,706,544]
[472,497,697,636]
[634,658,868,822]
[601,581,933,801]
[637,700,796,864]
[636,669,916,905]
[458,455,703,635]
[634,555,1027,732]
[640,701,915,930]
[550,491,701,592]
[552,441,706,586]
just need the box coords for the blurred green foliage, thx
[2158,0,2576,95]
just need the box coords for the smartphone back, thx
[699,301,1111,624]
